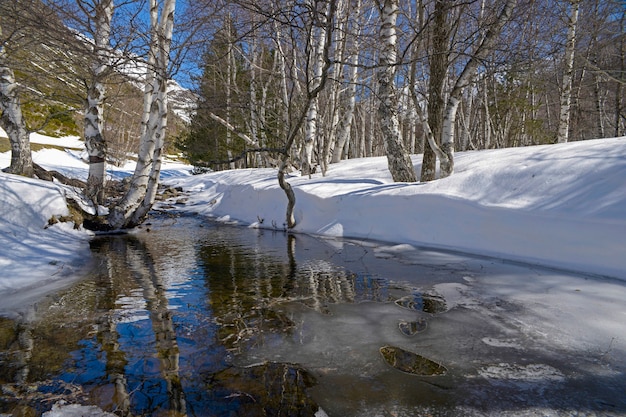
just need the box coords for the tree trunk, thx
[277,0,336,228]
[226,15,235,169]
[0,23,33,177]
[84,0,114,206]
[321,0,347,174]
[273,19,291,142]
[377,0,416,183]
[439,0,517,177]
[421,0,447,182]
[303,97,319,175]
[332,53,358,163]
[593,74,605,138]
[302,0,328,177]
[557,0,580,143]
[332,0,361,164]
[615,11,625,137]
[109,0,176,229]
[247,21,265,167]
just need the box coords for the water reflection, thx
[200,233,388,354]
[1,214,624,417]
[3,215,386,416]
[89,236,184,416]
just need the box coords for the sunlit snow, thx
[165,136,626,279]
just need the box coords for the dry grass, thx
[0,137,68,153]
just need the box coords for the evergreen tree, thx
[177,22,249,170]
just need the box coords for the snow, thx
[1,128,83,149]
[164,137,626,280]
[0,133,192,313]
[0,168,92,309]
[0,134,625,312]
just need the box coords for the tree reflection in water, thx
[200,233,388,353]
[3,215,624,416]
[90,236,185,416]
[0,217,390,416]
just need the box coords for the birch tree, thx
[377,0,417,183]
[278,0,336,227]
[330,0,363,164]
[437,0,517,176]
[302,0,330,176]
[320,0,347,173]
[109,0,176,229]
[83,0,115,205]
[414,0,516,179]
[0,21,33,177]
[556,0,580,143]
[616,11,625,137]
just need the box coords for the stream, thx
[1,212,625,416]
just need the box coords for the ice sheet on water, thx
[482,337,523,349]
[242,300,433,377]
[478,363,566,388]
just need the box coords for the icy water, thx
[1,213,625,417]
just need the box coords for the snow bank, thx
[0,172,92,313]
[164,137,626,280]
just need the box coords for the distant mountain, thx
[3,15,196,160]
[168,80,198,125]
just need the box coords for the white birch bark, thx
[459,90,473,150]
[209,112,257,147]
[258,50,273,159]
[273,19,291,137]
[302,0,328,176]
[109,0,176,229]
[377,0,416,183]
[616,16,625,137]
[321,0,347,174]
[84,0,114,205]
[483,77,492,148]
[226,16,235,168]
[0,22,33,177]
[556,0,580,143]
[332,51,359,163]
[331,0,361,164]
[593,74,604,138]
[278,0,335,228]
[248,25,260,167]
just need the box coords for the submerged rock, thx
[379,346,447,376]
[394,293,447,314]
[207,361,321,416]
[398,318,428,336]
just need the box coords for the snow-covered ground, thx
[164,137,626,280]
[0,131,191,311]
[1,134,625,312]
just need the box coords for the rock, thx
[394,293,447,314]
[398,318,427,336]
[207,361,320,416]
[379,346,447,376]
